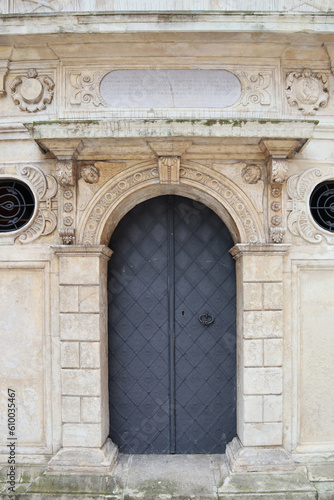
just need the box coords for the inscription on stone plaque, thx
[100,69,242,108]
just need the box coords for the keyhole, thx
[182,311,185,316]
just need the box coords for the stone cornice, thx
[1,12,334,37]
[25,119,316,141]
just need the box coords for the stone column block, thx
[60,313,100,341]
[79,286,100,313]
[242,254,283,282]
[244,367,282,394]
[80,342,101,368]
[243,282,263,310]
[62,369,101,396]
[82,397,102,423]
[61,341,80,368]
[263,395,283,422]
[244,339,263,367]
[264,339,283,367]
[243,423,283,446]
[244,311,283,338]
[60,286,79,313]
[62,396,81,423]
[263,282,283,310]
[63,423,104,448]
[244,395,263,423]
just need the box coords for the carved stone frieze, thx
[78,161,263,245]
[267,158,288,243]
[57,159,77,245]
[70,71,107,107]
[241,164,262,184]
[287,167,334,244]
[158,156,180,185]
[237,71,272,106]
[21,0,63,12]
[15,165,58,244]
[285,69,329,115]
[66,66,275,112]
[10,69,55,113]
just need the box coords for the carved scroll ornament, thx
[15,165,58,244]
[287,168,334,244]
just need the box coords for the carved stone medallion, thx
[285,69,329,115]
[11,69,55,113]
[242,164,262,184]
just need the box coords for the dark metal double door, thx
[108,196,236,454]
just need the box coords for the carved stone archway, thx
[77,160,265,246]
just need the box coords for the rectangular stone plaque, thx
[99,69,242,108]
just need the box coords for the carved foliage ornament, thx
[11,69,55,113]
[56,160,75,187]
[287,168,334,244]
[270,159,289,184]
[285,69,329,115]
[15,165,58,244]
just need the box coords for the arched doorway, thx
[108,195,236,454]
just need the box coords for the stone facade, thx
[1,2,334,498]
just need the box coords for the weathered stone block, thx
[61,341,80,368]
[62,396,80,423]
[63,423,103,447]
[243,282,262,310]
[62,369,101,396]
[79,285,100,313]
[264,339,283,367]
[243,423,283,446]
[59,256,100,285]
[244,339,263,367]
[80,342,101,368]
[59,286,79,313]
[244,396,263,423]
[263,282,283,310]
[242,255,283,282]
[263,395,282,422]
[244,311,283,338]
[244,367,282,395]
[82,396,102,423]
[60,313,100,341]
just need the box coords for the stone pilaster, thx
[48,245,118,473]
[228,243,294,472]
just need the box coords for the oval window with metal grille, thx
[310,181,334,232]
[0,179,35,233]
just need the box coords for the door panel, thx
[108,195,236,454]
